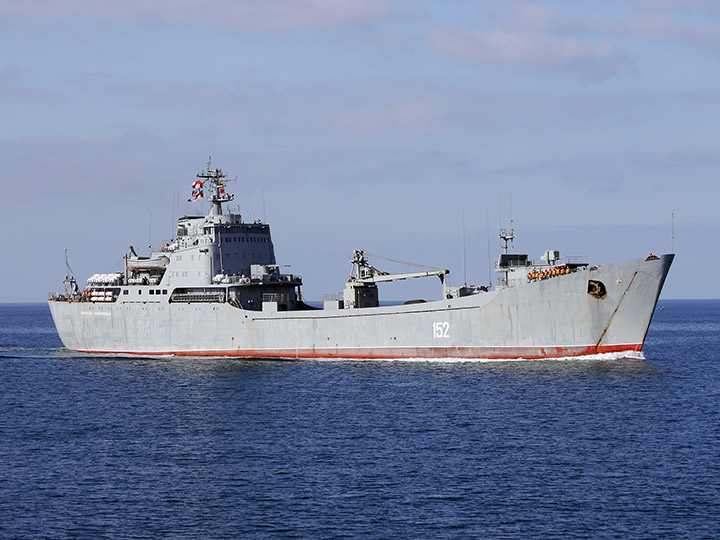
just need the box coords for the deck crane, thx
[343,250,450,308]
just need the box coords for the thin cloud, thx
[0,66,58,102]
[1,0,392,31]
[55,75,679,136]
[428,28,633,80]
[604,0,720,14]
[513,3,720,55]
[650,144,720,167]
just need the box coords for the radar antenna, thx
[499,219,514,255]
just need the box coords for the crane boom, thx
[347,249,449,284]
[353,268,449,284]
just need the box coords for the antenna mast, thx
[671,212,675,253]
[499,221,514,254]
[462,209,467,286]
[498,189,515,254]
[662,212,676,255]
[498,193,515,285]
[486,209,492,288]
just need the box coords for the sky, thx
[2,0,719,302]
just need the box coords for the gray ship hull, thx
[49,254,673,360]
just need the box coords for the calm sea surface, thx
[1,301,718,539]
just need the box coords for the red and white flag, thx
[188,180,204,202]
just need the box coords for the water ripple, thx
[0,301,718,539]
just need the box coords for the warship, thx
[49,160,673,360]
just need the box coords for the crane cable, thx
[365,252,444,271]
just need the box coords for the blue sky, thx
[2,0,718,301]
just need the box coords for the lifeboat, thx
[126,255,169,271]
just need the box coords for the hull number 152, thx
[433,321,450,338]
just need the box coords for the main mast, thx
[195,157,234,216]
[499,220,514,284]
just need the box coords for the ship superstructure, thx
[70,161,304,312]
[49,160,673,360]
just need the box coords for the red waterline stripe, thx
[73,343,642,360]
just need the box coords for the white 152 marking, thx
[433,321,450,338]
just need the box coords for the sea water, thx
[1,301,718,539]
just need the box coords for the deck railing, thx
[263,293,289,304]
